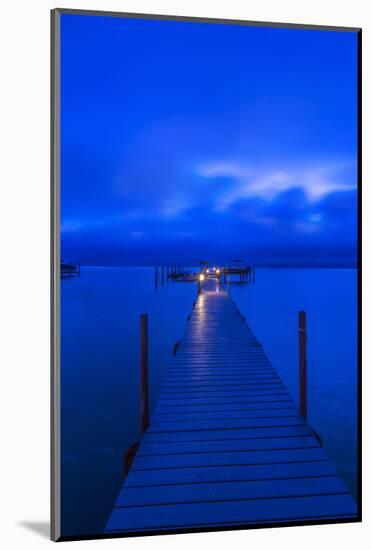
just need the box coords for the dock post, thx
[124,441,140,477]
[161,265,164,287]
[154,266,158,289]
[299,311,307,418]
[140,314,150,434]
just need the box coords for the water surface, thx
[61,267,358,536]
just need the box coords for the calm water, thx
[61,267,358,537]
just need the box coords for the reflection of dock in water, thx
[106,278,357,535]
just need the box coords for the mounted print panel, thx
[51,9,361,541]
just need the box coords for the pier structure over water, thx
[161,262,255,284]
[61,261,80,278]
[106,278,357,534]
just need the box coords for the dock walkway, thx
[106,279,357,534]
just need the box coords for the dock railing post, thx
[140,313,149,435]
[298,311,307,418]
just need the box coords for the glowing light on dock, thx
[199,274,205,281]
[216,268,220,274]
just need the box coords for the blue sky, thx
[60,14,358,266]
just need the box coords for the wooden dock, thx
[61,261,80,278]
[106,279,357,534]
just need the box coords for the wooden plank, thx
[106,494,356,532]
[159,387,286,396]
[138,436,320,455]
[124,460,338,487]
[158,388,289,399]
[116,476,347,507]
[151,408,298,422]
[153,402,296,414]
[142,425,315,442]
[144,427,315,443]
[166,369,276,375]
[147,416,306,433]
[155,395,291,407]
[170,360,274,366]
[161,382,285,390]
[132,448,327,470]
[165,375,279,381]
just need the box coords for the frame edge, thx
[51,7,61,543]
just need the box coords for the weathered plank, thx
[151,408,299,421]
[123,460,339,487]
[116,476,348,507]
[107,494,356,532]
[138,436,319,455]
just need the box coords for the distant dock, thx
[157,263,256,285]
[61,261,80,278]
[106,278,356,534]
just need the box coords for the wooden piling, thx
[124,441,140,477]
[173,340,181,356]
[140,314,149,435]
[154,266,158,289]
[161,265,164,287]
[299,311,307,418]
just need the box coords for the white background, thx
[0,0,369,548]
